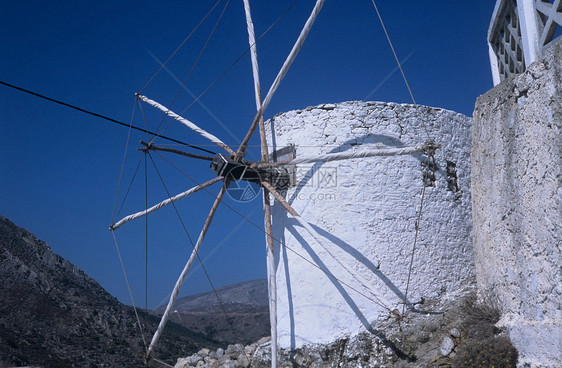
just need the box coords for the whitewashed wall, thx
[473,38,562,368]
[265,101,474,348]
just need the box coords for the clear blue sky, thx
[1,0,495,309]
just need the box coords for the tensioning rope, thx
[138,0,224,94]
[0,80,216,155]
[369,0,439,319]
[114,157,142,221]
[153,0,300,141]
[147,50,242,146]
[134,0,302,173]
[369,0,432,142]
[149,0,232,141]
[111,97,137,225]
[146,152,233,325]
[150,209,255,312]
[137,97,152,143]
[110,231,148,352]
[109,99,149,350]
[401,174,428,317]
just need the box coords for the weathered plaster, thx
[265,101,474,348]
[472,38,562,368]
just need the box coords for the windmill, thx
[109,0,444,366]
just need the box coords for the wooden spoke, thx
[138,141,215,161]
[145,182,230,363]
[234,0,326,159]
[111,176,224,230]
[138,94,236,156]
[243,0,278,365]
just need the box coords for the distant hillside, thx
[159,279,268,312]
[156,279,271,346]
[0,215,218,367]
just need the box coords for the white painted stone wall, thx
[472,38,562,368]
[265,101,474,348]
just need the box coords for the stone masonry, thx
[472,38,562,367]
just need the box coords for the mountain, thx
[161,279,269,312]
[156,279,271,346]
[0,215,218,367]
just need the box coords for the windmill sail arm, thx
[243,0,262,111]
[262,188,278,366]
[137,94,236,156]
[235,0,326,158]
[139,141,215,161]
[256,145,425,168]
[242,3,278,365]
[145,183,229,363]
[290,145,424,164]
[110,176,223,230]
[261,0,325,112]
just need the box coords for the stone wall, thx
[265,101,474,348]
[472,39,562,367]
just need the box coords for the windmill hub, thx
[210,153,291,189]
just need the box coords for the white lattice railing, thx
[488,0,562,85]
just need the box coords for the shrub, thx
[452,336,518,368]
[453,295,518,368]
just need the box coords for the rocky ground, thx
[173,280,518,368]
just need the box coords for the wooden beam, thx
[139,141,215,161]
